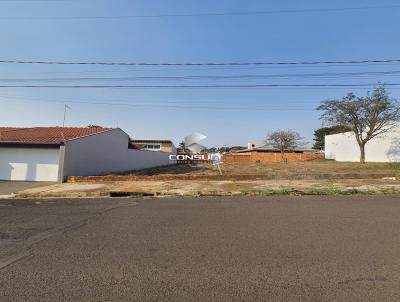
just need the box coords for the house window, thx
[144,144,161,151]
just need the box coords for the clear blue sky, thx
[0,0,400,147]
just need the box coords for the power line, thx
[0,0,72,2]
[1,59,400,67]
[2,63,400,75]
[0,96,313,111]
[0,83,398,89]
[1,4,399,20]
[0,93,325,105]
[2,70,400,82]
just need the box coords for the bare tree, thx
[265,130,305,162]
[317,85,400,163]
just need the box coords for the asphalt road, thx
[1,196,400,301]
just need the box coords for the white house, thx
[0,127,175,182]
[325,127,400,162]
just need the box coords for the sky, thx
[0,0,400,147]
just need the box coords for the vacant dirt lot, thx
[11,161,400,199]
[117,161,400,177]
[16,177,400,199]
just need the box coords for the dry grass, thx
[120,160,400,177]
[19,177,400,198]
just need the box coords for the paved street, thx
[1,196,400,301]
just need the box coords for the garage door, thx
[0,147,60,181]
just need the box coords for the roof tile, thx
[0,127,114,144]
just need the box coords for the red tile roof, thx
[0,127,19,132]
[0,127,114,144]
[131,139,173,144]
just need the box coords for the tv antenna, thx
[62,104,71,127]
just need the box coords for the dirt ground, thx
[114,178,400,195]
[11,161,400,198]
[15,178,400,198]
[117,161,400,176]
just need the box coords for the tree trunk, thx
[359,143,366,164]
[281,150,286,163]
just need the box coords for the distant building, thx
[130,139,177,153]
[247,142,265,150]
[224,147,324,164]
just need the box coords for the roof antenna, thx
[61,104,71,143]
[62,104,71,128]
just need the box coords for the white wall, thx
[63,129,175,177]
[170,144,177,154]
[0,147,60,181]
[325,128,400,162]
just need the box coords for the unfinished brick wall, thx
[224,152,324,164]
[223,153,251,163]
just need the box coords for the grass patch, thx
[377,187,400,194]
[353,162,400,171]
[344,188,367,195]
[238,188,293,196]
[383,163,400,170]
[305,187,343,196]
[208,189,221,193]
[237,186,400,196]
[260,188,293,196]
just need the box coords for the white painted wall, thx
[0,147,60,181]
[170,144,177,154]
[62,128,175,177]
[325,128,400,162]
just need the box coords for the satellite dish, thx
[184,132,207,153]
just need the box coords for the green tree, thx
[317,85,400,163]
[312,125,351,150]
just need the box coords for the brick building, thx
[224,147,324,164]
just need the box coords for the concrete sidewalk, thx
[0,181,54,198]
[12,178,400,199]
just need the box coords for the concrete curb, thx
[15,191,109,199]
[12,187,400,199]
